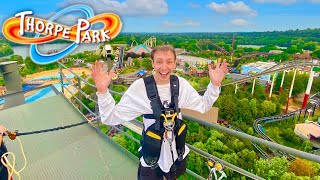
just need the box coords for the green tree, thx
[277,90,289,105]
[249,99,259,118]
[132,59,140,68]
[10,55,23,64]
[24,56,37,71]
[254,157,289,179]
[259,45,278,52]
[311,50,320,59]
[289,158,317,177]
[140,58,153,70]
[303,42,317,51]
[260,100,277,117]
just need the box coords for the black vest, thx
[139,75,187,169]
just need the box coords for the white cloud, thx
[254,0,320,4]
[162,20,200,27]
[230,18,251,26]
[253,0,297,4]
[188,2,201,8]
[58,0,168,17]
[207,1,257,16]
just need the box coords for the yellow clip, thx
[215,162,223,171]
[161,114,168,124]
[208,160,214,167]
[161,112,178,124]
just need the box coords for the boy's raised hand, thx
[91,60,115,93]
[208,58,229,87]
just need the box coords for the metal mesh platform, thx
[0,94,138,180]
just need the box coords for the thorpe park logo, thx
[2,5,122,64]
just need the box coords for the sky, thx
[0,0,320,33]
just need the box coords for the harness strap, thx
[143,75,163,131]
[170,75,180,114]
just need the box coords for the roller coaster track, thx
[227,124,271,159]
[196,39,230,55]
[223,60,316,86]
[253,92,320,161]
[197,60,318,94]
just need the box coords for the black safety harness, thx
[139,75,187,173]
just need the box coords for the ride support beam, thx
[251,78,256,96]
[269,73,276,99]
[302,70,315,109]
[235,83,238,94]
[286,68,298,113]
[279,70,286,93]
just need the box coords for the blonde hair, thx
[150,45,176,61]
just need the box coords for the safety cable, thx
[3,119,95,140]
[1,137,27,180]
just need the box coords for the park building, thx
[241,61,277,82]
[294,121,320,148]
[268,50,283,55]
[127,44,152,55]
[177,55,212,67]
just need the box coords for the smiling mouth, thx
[159,72,169,75]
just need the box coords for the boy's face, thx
[152,50,176,85]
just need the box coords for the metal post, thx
[286,68,297,113]
[299,110,301,120]
[269,73,276,99]
[251,78,256,96]
[312,105,316,117]
[0,61,25,109]
[302,69,314,108]
[78,77,83,113]
[93,88,101,130]
[235,83,238,94]
[279,70,285,93]
[59,64,65,95]
[304,108,307,118]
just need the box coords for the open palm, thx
[91,60,115,93]
[208,58,229,87]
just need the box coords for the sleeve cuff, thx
[96,90,110,99]
[208,83,221,94]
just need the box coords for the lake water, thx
[6,43,103,59]
[0,83,70,105]
[238,45,287,49]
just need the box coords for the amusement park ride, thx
[196,35,236,61]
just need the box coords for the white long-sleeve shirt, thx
[97,76,220,173]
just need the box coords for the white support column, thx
[302,69,315,108]
[289,68,298,99]
[235,83,238,94]
[286,68,298,113]
[251,78,256,96]
[279,70,286,93]
[269,73,276,99]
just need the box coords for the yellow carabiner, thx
[171,113,178,122]
[161,114,168,124]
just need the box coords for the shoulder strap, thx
[170,75,180,114]
[143,75,163,131]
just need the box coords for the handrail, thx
[183,114,320,163]
[58,62,96,88]
[57,61,320,179]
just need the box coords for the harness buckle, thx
[150,160,159,170]
[162,109,176,131]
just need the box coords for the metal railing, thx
[57,62,320,180]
